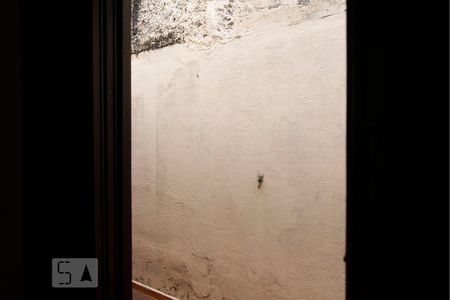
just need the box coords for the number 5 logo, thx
[57,261,71,285]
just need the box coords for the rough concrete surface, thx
[131,0,345,53]
[132,2,346,299]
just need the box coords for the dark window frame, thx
[93,0,132,299]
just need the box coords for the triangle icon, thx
[80,265,93,282]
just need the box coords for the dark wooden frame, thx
[93,0,131,299]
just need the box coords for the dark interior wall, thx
[20,0,96,299]
[0,1,22,299]
[16,0,132,299]
[347,1,449,299]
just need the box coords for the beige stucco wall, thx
[132,5,346,299]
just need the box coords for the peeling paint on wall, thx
[131,0,345,53]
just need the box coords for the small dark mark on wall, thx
[257,174,264,189]
[269,3,281,10]
[133,31,185,54]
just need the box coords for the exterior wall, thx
[132,2,346,299]
[131,0,345,53]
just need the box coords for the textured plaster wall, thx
[131,0,345,53]
[132,2,345,299]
